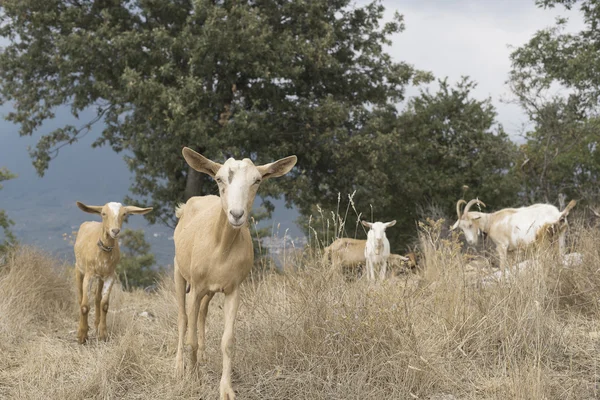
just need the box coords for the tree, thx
[299,78,519,251]
[116,228,160,290]
[0,0,429,227]
[0,168,16,253]
[509,0,600,203]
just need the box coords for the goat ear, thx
[182,147,222,177]
[124,206,153,215]
[76,201,103,215]
[450,221,459,231]
[384,220,396,228]
[361,220,373,229]
[257,155,297,179]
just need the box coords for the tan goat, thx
[173,147,296,399]
[323,238,367,269]
[74,202,152,344]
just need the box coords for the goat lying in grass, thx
[451,198,576,275]
[74,201,152,344]
[361,220,396,281]
[174,147,296,399]
[323,238,368,273]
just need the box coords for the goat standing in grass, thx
[74,201,152,344]
[174,147,296,399]
[362,220,396,281]
[451,198,576,275]
[323,237,408,279]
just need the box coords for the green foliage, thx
[0,0,430,228]
[0,168,17,253]
[117,228,160,290]
[299,78,519,251]
[510,0,600,204]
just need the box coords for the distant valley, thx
[0,107,303,266]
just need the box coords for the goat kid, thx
[173,147,296,400]
[361,220,396,281]
[74,201,152,344]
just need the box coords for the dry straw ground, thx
[1,219,600,399]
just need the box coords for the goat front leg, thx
[220,287,240,400]
[98,275,114,341]
[174,260,188,378]
[78,273,93,344]
[94,278,104,335]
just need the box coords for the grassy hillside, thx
[1,221,599,399]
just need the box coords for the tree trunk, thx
[184,165,204,201]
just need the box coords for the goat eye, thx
[101,213,106,217]
[215,177,223,183]
[254,179,262,185]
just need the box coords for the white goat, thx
[173,147,296,399]
[74,201,152,344]
[323,238,410,279]
[361,220,396,280]
[451,198,576,274]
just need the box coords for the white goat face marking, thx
[107,202,122,216]
[214,158,261,229]
[102,202,124,239]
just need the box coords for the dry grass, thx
[1,222,600,399]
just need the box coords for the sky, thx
[374,0,585,141]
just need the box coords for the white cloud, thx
[360,0,586,140]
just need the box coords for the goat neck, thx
[214,205,244,249]
[99,227,117,251]
[473,211,491,235]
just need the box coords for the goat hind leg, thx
[379,261,387,281]
[174,260,188,378]
[94,278,104,334]
[187,287,209,367]
[77,273,93,344]
[558,224,567,256]
[197,292,215,363]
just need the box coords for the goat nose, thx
[230,209,245,220]
[111,228,121,236]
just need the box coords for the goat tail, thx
[175,203,186,219]
[560,199,577,221]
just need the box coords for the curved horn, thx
[456,199,467,219]
[462,198,486,216]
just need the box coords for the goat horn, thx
[589,206,600,218]
[456,199,467,219]
[462,198,486,216]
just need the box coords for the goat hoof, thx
[175,360,185,379]
[220,381,235,400]
[77,332,88,344]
